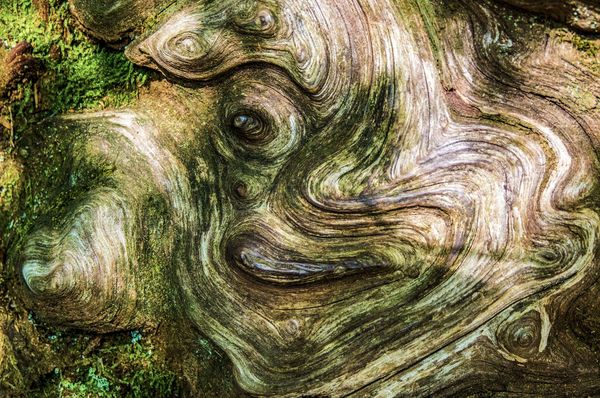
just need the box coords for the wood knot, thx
[497,310,543,361]
[284,319,300,338]
[234,181,249,199]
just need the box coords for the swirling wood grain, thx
[11,0,600,396]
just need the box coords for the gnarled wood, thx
[68,0,174,44]
[7,0,600,396]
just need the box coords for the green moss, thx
[0,3,188,398]
[0,123,188,396]
[0,0,152,239]
[414,0,443,66]
[0,0,149,132]
[555,29,600,73]
[34,330,179,398]
[0,153,21,212]
[563,32,599,57]
[136,193,175,316]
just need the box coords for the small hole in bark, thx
[230,112,273,144]
[234,181,249,199]
[256,9,275,31]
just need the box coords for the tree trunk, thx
[3,0,600,396]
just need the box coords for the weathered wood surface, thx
[6,0,600,396]
[502,0,600,32]
[68,0,174,45]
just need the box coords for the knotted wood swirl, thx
[14,0,600,395]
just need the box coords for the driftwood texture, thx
[8,0,600,395]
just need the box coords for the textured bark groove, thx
[8,0,600,396]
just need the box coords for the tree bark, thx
[4,0,600,396]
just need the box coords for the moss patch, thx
[0,152,21,213]
[32,328,180,397]
[554,29,600,73]
[0,2,186,397]
[0,0,150,137]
